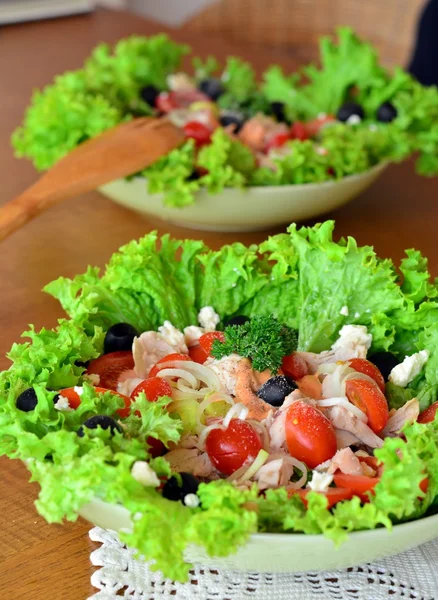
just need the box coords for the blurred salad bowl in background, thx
[12,28,438,230]
[3,221,438,581]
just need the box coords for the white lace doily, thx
[88,527,438,600]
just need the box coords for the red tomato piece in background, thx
[189,344,208,364]
[290,122,309,141]
[265,132,290,152]
[149,353,191,378]
[183,121,212,147]
[57,386,131,417]
[333,471,379,503]
[285,401,337,469]
[281,352,308,381]
[130,377,172,401]
[347,358,385,393]
[418,401,438,424]
[205,419,262,476]
[345,379,389,434]
[304,114,335,137]
[289,487,353,509]
[87,351,134,391]
[199,331,225,357]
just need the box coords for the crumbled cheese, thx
[340,305,349,316]
[389,350,429,388]
[83,373,100,386]
[131,461,160,487]
[183,493,200,508]
[184,325,204,346]
[308,471,334,493]
[73,386,83,397]
[347,114,361,125]
[331,325,372,357]
[198,306,220,331]
[54,395,73,412]
[166,72,196,92]
[158,321,187,352]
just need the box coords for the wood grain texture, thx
[0,7,437,600]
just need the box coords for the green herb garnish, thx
[211,315,298,372]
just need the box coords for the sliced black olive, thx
[368,351,399,382]
[140,84,160,107]
[16,388,38,412]
[270,101,288,123]
[104,323,138,354]
[257,375,297,407]
[162,472,200,502]
[336,102,365,122]
[199,78,224,101]
[219,111,245,133]
[77,415,122,437]
[376,102,398,123]
[224,315,250,327]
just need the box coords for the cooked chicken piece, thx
[335,429,361,449]
[255,457,295,490]
[381,398,420,437]
[317,447,363,475]
[206,354,242,395]
[327,405,384,449]
[117,372,143,397]
[238,114,288,152]
[164,448,215,478]
[132,323,188,379]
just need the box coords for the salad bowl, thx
[99,162,387,232]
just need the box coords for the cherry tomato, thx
[86,351,134,391]
[285,401,337,469]
[304,114,335,137]
[290,122,309,141]
[420,477,429,494]
[347,358,385,393]
[345,379,389,434]
[155,90,210,113]
[265,132,290,152]
[130,377,172,401]
[198,331,225,356]
[183,121,212,147]
[333,472,379,503]
[205,419,262,476]
[289,487,353,509]
[297,375,323,400]
[149,353,191,378]
[418,402,438,424]
[57,386,131,417]
[188,344,208,364]
[147,436,167,458]
[281,352,308,380]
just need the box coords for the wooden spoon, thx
[0,117,185,241]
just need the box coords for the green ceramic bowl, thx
[79,498,438,572]
[98,163,387,233]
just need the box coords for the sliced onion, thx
[228,449,269,483]
[168,360,221,391]
[282,456,308,490]
[316,397,368,422]
[158,368,198,388]
[322,363,354,398]
[196,392,234,433]
[222,403,249,428]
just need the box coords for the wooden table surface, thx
[0,8,437,600]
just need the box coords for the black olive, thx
[224,315,250,327]
[368,351,399,382]
[376,102,398,123]
[140,84,160,107]
[271,101,288,123]
[75,360,89,369]
[16,388,38,412]
[77,415,122,437]
[199,78,224,101]
[187,170,201,181]
[162,472,200,502]
[104,323,138,354]
[336,102,365,122]
[257,375,297,407]
[219,111,245,133]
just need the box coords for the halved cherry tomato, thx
[420,478,429,494]
[183,121,212,147]
[347,358,385,393]
[130,377,172,401]
[57,386,131,417]
[289,487,353,509]
[265,132,290,152]
[189,344,208,364]
[199,331,225,356]
[87,351,134,391]
[281,352,308,381]
[149,353,191,378]
[418,402,438,424]
[345,379,389,434]
[205,419,262,476]
[304,114,335,137]
[290,122,309,141]
[155,90,210,113]
[333,471,379,503]
[297,375,323,400]
[285,401,337,469]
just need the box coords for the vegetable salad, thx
[2,221,438,581]
[12,28,438,207]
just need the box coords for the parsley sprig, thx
[211,316,298,373]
